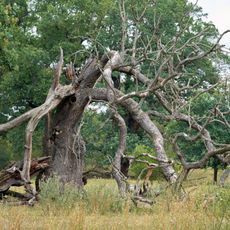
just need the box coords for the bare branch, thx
[102,51,122,102]
[130,2,148,62]
[52,47,64,90]
[118,66,151,85]
[111,108,127,196]
[132,159,158,168]
[175,27,210,54]
[177,30,230,68]
[21,92,66,189]
[111,108,127,162]
[0,108,38,134]
[126,153,173,164]
[119,0,127,58]
[178,83,219,111]
[117,90,149,102]
[215,107,230,129]
[174,134,230,170]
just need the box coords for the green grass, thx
[0,169,229,230]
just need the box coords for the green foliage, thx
[128,144,164,180]
[0,137,13,168]
[82,110,119,167]
[82,110,153,169]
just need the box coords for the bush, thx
[39,177,128,214]
[39,176,84,209]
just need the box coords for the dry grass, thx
[0,169,229,230]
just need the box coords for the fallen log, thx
[0,156,50,194]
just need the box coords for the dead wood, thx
[0,156,50,194]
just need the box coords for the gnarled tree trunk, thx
[46,56,110,187]
[49,96,86,186]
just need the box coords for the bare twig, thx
[52,48,64,90]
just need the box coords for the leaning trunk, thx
[112,111,127,197]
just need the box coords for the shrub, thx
[39,176,84,209]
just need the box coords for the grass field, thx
[0,169,229,230]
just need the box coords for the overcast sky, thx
[190,0,230,48]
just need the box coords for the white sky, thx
[190,0,230,48]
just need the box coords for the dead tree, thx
[0,2,229,203]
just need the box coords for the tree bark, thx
[219,168,230,187]
[43,113,52,157]
[173,169,189,194]
[111,110,127,197]
[213,167,218,184]
[49,95,86,186]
